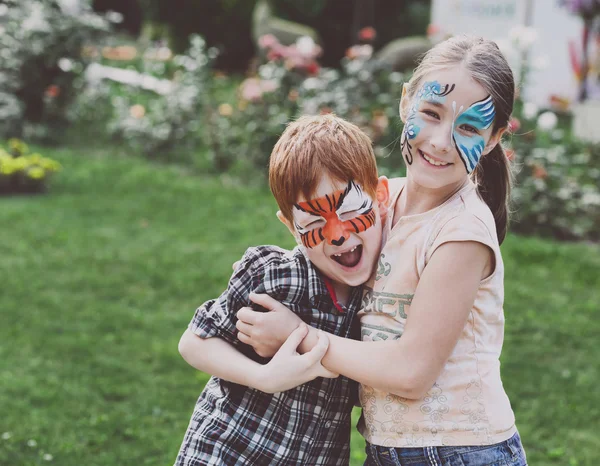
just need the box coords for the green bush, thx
[272,0,431,67]
[140,0,430,72]
[0,0,112,142]
[205,36,405,177]
[104,36,218,154]
[140,0,258,72]
[0,139,61,194]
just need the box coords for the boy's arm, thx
[178,326,337,394]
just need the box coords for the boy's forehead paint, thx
[291,181,376,248]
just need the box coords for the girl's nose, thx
[430,122,453,153]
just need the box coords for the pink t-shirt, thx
[358,179,517,447]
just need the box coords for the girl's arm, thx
[241,240,491,399]
[178,325,337,394]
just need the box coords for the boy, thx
[175,114,390,466]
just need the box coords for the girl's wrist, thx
[297,326,319,354]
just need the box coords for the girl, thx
[238,35,527,465]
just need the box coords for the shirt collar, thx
[296,246,360,314]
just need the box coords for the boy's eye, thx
[338,210,359,221]
[303,219,325,229]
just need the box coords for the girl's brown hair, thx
[404,35,515,243]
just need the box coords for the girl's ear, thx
[376,176,390,222]
[399,83,411,123]
[483,127,507,155]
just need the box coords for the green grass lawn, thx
[1,147,599,465]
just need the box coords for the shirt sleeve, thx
[426,212,497,271]
[188,247,268,348]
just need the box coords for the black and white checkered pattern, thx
[175,246,361,466]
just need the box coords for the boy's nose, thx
[323,219,350,246]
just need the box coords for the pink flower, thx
[304,61,320,76]
[359,26,376,42]
[258,34,279,50]
[239,78,279,102]
[345,45,373,60]
[508,117,521,133]
[532,163,548,179]
[45,85,60,98]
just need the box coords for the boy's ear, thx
[376,176,390,222]
[277,210,297,237]
[399,83,411,123]
[482,127,507,155]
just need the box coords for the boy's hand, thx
[258,324,338,393]
[236,293,303,358]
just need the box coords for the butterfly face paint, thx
[453,95,495,173]
[401,81,455,165]
[401,80,496,173]
[292,181,376,249]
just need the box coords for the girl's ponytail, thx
[472,144,512,244]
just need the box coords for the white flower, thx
[389,72,404,84]
[537,111,558,131]
[43,453,53,461]
[522,102,538,120]
[105,11,124,24]
[22,4,50,32]
[581,188,600,206]
[532,55,550,71]
[302,77,324,91]
[1,432,11,440]
[296,36,316,56]
[58,58,74,72]
[509,26,538,51]
[0,4,8,16]
[56,0,81,16]
[27,439,37,447]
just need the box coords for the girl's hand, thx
[258,324,337,393]
[236,293,304,358]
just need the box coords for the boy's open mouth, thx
[331,244,363,268]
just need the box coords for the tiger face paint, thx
[282,174,387,292]
[292,180,376,249]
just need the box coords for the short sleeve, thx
[426,212,497,270]
[188,247,267,348]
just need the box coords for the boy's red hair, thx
[269,114,378,223]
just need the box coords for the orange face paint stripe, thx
[293,181,375,249]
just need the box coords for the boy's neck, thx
[326,279,352,308]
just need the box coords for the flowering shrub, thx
[0,139,61,194]
[511,137,600,241]
[104,36,218,154]
[208,34,405,175]
[0,0,112,141]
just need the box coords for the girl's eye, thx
[460,124,479,134]
[423,110,440,119]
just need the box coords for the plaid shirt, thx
[175,245,362,466]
